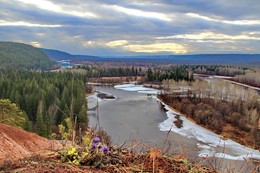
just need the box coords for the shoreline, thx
[157,95,258,150]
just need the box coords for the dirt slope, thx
[0,123,217,173]
[0,123,61,162]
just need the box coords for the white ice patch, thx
[87,91,116,110]
[87,92,103,103]
[114,83,160,94]
[158,99,260,161]
[138,90,160,94]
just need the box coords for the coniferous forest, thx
[0,70,88,137]
[0,42,56,70]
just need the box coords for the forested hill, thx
[0,42,56,70]
[40,48,75,61]
[41,48,101,61]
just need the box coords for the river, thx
[88,85,259,172]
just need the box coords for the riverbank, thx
[157,96,260,161]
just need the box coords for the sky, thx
[1,0,260,56]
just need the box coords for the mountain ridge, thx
[41,48,101,61]
[41,48,260,65]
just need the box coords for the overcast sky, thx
[1,0,260,56]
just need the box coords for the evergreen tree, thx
[35,113,47,137]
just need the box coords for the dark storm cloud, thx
[0,0,259,55]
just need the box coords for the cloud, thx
[15,0,98,18]
[157,32,260,41]
[124,43,187,54]
[110,5,172,22]
[30,41,42,47]
[1,0,260,55]
[0,20,61,27]
[83,41,95,47]
[106,40,128,47]
[187,13,260,26]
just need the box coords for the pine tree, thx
[34,101,47,137]
[35,112,47,137]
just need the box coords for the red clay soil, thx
[0,123,61,162]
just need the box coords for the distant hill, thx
[40,48,75,61]
[103,54,260,66]
[73,55,102,61]
[40,47,260,66]
[41,48,101,61]
[0,42,56,70]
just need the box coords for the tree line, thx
[146,68,193,82]
[189,65,248,77]
[234,70,260,88]
[79,65,193,83]
[80,66,142,78]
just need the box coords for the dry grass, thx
[2,140,260,173]
[221,124,255,149]
[0,142,217,173]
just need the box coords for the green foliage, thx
[58,117,75,146]
[82,136,91,148]
[65,117,73,132]
[0,99,27,128]
[35,113,47,137]
[59,146,81,165]
[0,42,56,70]
[58,124,69,140]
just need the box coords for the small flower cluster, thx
[91,137,110,154]
[60,146,80,166]
[59,136,110,166]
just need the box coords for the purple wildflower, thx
[93,137,100,143]
[92,143,97,149]
[102,147,109,153]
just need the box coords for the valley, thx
[0,42,259,172]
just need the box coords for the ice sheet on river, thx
[158,100,260,161]
[114,83,160,94]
